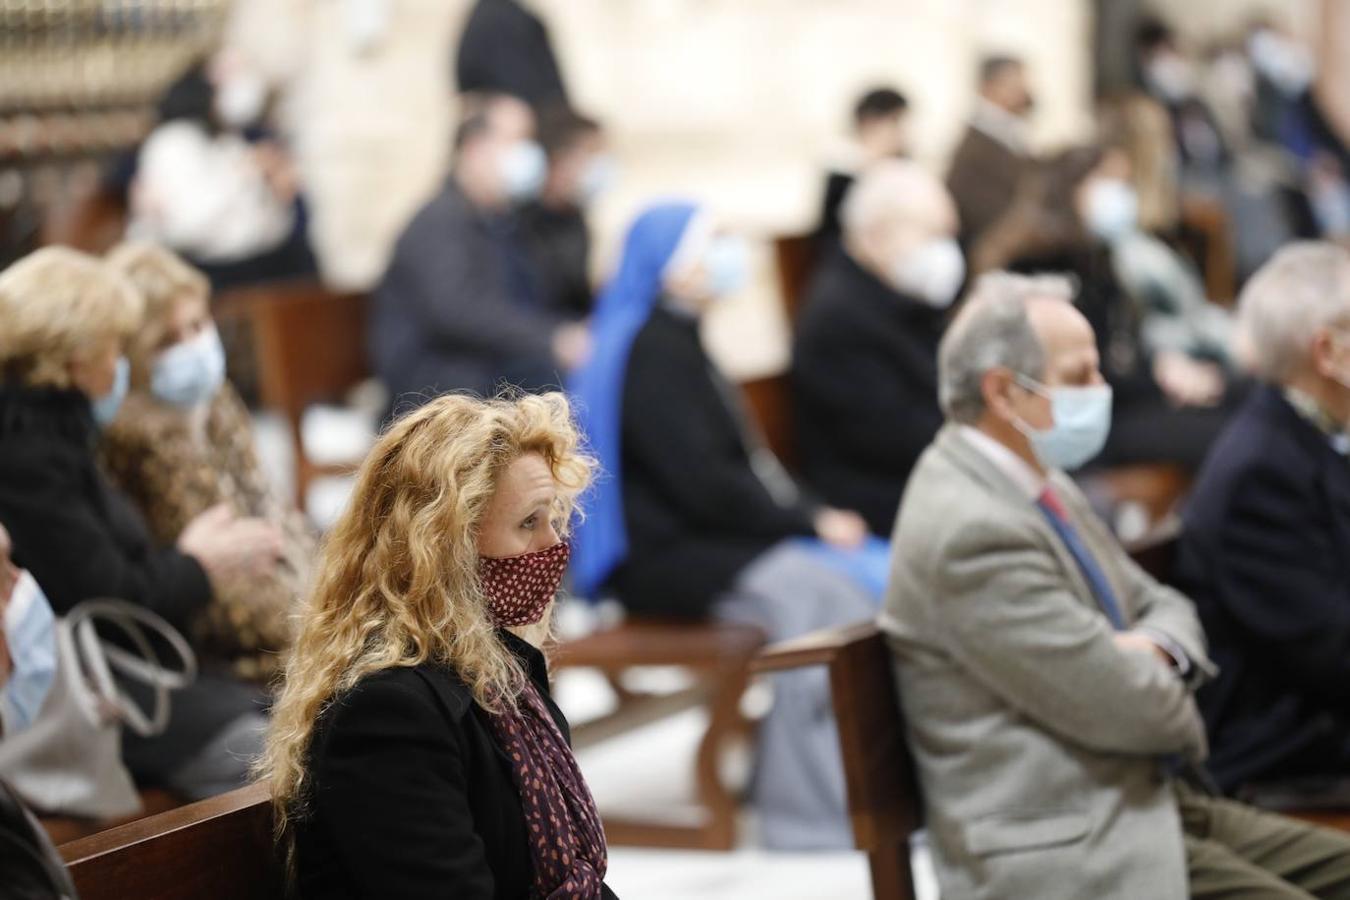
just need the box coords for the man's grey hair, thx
[938,271,1075,424]
[1238,241,1350,384]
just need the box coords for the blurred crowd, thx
[2,0,1350,880]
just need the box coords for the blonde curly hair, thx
[0,246,143,388]
[258,391,594,865]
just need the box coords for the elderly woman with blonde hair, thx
[260,392,616,899]
[0,246,282,800]
[101,242,315,682]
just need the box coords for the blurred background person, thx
[793,160,961,535]
[521,105,613,321]
[1176,242,1350,794]
[125,49,317,291]
[570,202,886,850]
[101,243,316,684]
[0,247,279,800]
[814,86,911,247]
[262,393,616,899]
[456,0,570,111]
[371,93,591,416]
[947,54,1037,252]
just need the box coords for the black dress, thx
[295,631,618,900]
[792,249,947,535]
[611,306,817,618]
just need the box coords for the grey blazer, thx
[881,426,1216,900]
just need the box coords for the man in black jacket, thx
[371,94,590,413]
[793,160,965,535]
[1176,242,1350,792]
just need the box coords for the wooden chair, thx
[772,233,821,325]
[214,283,370,509]
[553,619,765,850]
[754,620,921,900]
[40,181,128,255]
[40,788,183,847]
[741,373,798,471]
[59,780,281,900]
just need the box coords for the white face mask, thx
[1084,179,1139,243]
[151,326,227,410]
[214,74,267,129]
[1249,29,1314,98]
[889,238,966,309]
[499,140,548,202]
[1147,53,1197,103]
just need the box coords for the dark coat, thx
[791,249,946,535]
[296,631,618,900]
[371,182,560,409]
[1175,385,1350,791]
[0,384,210,629]
[520,202,592,320]
[612,307,817,617]
[945,124,1027,248]
[456,0,569,110]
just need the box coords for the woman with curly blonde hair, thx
[259,391,616,899]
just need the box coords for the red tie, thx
[1039,486,1069,521]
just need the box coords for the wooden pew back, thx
[755,620,920,899]
[59,781,281,900]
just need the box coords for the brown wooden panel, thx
[59,781,282,900]
[554,619,764,670]
[773,233,820,327]
[741,374,797,471]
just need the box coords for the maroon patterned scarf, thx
[487,678,608,899]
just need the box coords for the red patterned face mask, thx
[479,541,571,627]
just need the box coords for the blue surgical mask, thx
[2,570,58,735]
[890,238,966,308]
[91,356,130,427]
[704,235,750,298]
[1013,375,1113,471]
[500,140,547,202]
[1084,179,1139,243]
[151,327,227,409]
[578,154,618,205]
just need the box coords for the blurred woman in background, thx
[0,246,280,799]
[570,201,886,850]
[262,392,615,899]
[101,242,315,683]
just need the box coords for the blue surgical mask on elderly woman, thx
[1012,375,1114,471]
[152,327,227,409]
[703,235,750,298]
[91,356,130,428]
[1,570,58,735]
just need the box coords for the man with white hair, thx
[883,270,1350,898]
[1176,241,1350,794]
[792,159,964,534]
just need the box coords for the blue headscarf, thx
[569,201,700,598]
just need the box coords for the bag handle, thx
[66,600,198,739]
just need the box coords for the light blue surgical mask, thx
[1084,179,1139,243]
[151,326,227,409]
[704,235,750,298]
[91,356,130,427]
[578,154,618,205]
[1,570,58,735]
[500,140,547,202]
[1013,375,1113,471]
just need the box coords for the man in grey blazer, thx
[882,271,1350,899]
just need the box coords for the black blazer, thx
[791,249,946,535]
[295,631,618,900]
[612,306,817,618]
[1175,385,1350,791]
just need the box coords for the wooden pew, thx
[214,283,370,509]
[754,621,920,900]
[59,780,281,900]
[554,618,765,851]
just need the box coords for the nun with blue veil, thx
[569,200,891,850]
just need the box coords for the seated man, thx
[882,271,1350,898]
[815,86,910,246]
[371,93,589,413]
[519,106,611,320]
[1176,242,1350,792]
[793,160,961,534]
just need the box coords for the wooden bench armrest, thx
[752,619,882,674]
